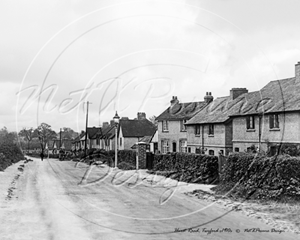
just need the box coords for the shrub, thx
[152,153,218,184]
[217,152,300,200]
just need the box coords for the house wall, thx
[157,120,187,152]
[232,112,300,152]
[119,127,125,150]
[186,123,232,156]
[124,137,139,150]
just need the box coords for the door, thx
[172,142,176,152]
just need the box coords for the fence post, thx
[218,151,226,180]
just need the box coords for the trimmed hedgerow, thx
[151,153,218,184]
[216,152,300,200]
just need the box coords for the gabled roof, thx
[119,119,156,138]
[230,77,300,116]
[186,77,300,125]
[186,96,233,124]
[86,127,101,139]
[156,101,208,121]
[99,125,115,139]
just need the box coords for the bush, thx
[217,152,300,200]
[152,153,218,184]
[0,134,24,171]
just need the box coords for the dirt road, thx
[0,157,298,240]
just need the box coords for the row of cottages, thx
[72,112,157,152]
[47,139,73,152]
[157,62,300,156]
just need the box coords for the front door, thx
[172,142,176,152]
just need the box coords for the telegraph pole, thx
[60,128,62,148]
[84,101,90,157]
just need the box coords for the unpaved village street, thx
[0,157,297,240]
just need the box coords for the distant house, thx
[72,131,85,150]
[99,123,116,151]
[131,129,158,153]
[185,88,248,156]
[118,112,157,151]
[230,62,300,154]
[156,95,209,153]
[50,139,73,153]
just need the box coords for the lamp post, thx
[113,111,120,168]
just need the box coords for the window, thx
[269,114,279,129]
[119,138,122,146]
[188,147,191,153]
[195,125,201,135]
[180,120,187,131]
[209,150,214,155]
[96,138,100,145]
[246,116,255,130]
[161,139,169,153]
[179,139,187,153]
[208,124,214,135]
[234,147,239,152]
[196,147,201,154]
[162,120,169,132]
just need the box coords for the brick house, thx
[185,88,249,156]
[156,95,210,153]
[231,62,300,153]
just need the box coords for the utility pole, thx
[60,128,62,148]
[84,101,90,157]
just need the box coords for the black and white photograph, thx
[0,0,300,239]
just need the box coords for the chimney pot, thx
[170,96,179,107]
[137,112,146,120]
[230,88,248,100]
[204,92,213,103]
[295,62,300,83]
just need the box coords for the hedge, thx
[151,153,219,184]
[217,152,300,200]
[0,141,24,171]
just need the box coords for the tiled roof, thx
[156,101,208,121]
[230,77,300,116]
[186,77,300,125]
[186,96,233,124]
[130,135,153,149]
[120,119,156,138]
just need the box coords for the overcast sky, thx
[1,0,300,133]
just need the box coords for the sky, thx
[1,0,300,133]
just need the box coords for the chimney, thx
[295,62,300,83]
[204,92,213,103]
[137,112,146,120]
[102,122,109,128]
[230,88,248,100]
[170,96,179,107]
